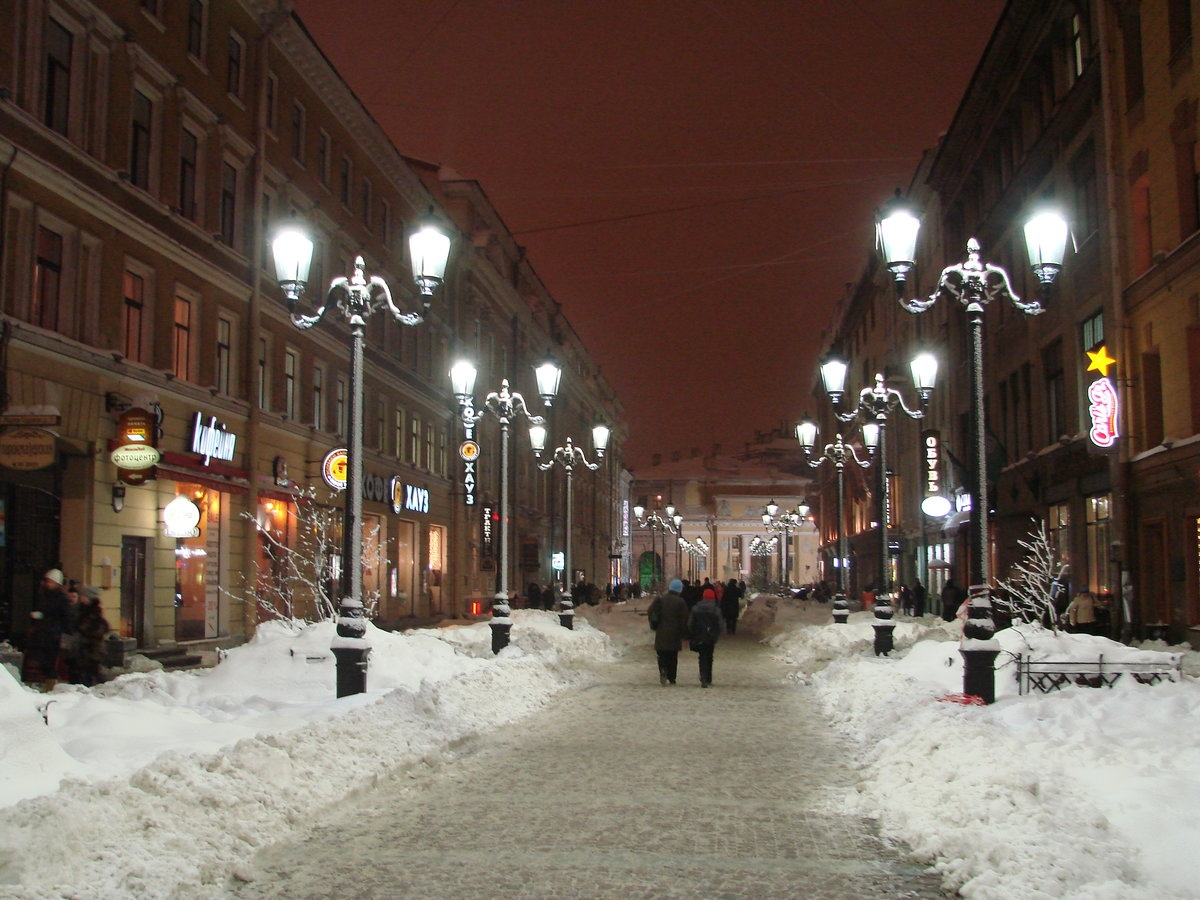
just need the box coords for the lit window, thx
[173,295,191,380]
[122,270,144,362]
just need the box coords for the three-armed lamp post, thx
[877,192,1068,701]
[450,357,562,654]
[797,419,872,624]
[529,424,609,628]
[271,218,451,697]
[761,500,808,590]
[820,353,937,654]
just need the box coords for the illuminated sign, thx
[191,412,237,465]
[112,407,160,482]
[1088,378,1119,449]
[460,439,479,506]
[163,494,201,538]
[481,505,495,559]
[922,430,941,497]
[1085,346,1119,451]
[322,449,348,490]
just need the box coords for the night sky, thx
[292,0,1004,471]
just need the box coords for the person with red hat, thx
[687,587,723,688]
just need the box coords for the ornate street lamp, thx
[529,424,609,628]
[633,498,678,591]
[761,500,808,590]
[271,218,451,698]
[797,418,871,624]
[878,192,1067,701]
[821,353,936,654]
[451,356,561,653]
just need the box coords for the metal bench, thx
[1016,653,1182,695]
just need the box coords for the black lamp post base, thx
[559,613,575,629]
[872,623,895,656]
[961,647,1000,704]
[832,593,850,624]
[332,646,369,698]
[490,621,511,655]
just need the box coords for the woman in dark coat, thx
[719,579,742,635]
[74,588,110,686]
[688,588,724,688]
[646,579,690,685]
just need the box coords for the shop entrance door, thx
[120,536,149,645]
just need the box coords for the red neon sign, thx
[1087,377,1119,448]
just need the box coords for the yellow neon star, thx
[1087,345,1116,377]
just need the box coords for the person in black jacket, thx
[719,579,742,635]
[646,579,690,685]
[25,568,73,689]
[688,588,723,688]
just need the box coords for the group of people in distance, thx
[20,568,111,690]
[646,578,744,688]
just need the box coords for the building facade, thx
[0,0,624,653]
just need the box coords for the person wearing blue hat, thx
[646,579,689,685]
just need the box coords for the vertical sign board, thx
[1085,346,1119,454]
[460,439,480,506]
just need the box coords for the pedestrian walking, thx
[940,578,964,622]
[24,568,73,690]
[911,579,928,617]
[646,579,690,685]
[687,587,723,688]
[719,578,742,635]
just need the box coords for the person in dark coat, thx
[940,579,965,621]
[646,579,690,685]
[719,579,742,635]
[687,588,723,688]
[26,568,73,689]
[911,580,928,617]
[73,587,110,686]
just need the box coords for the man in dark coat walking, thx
[719,579,742,635]
[646,579,690,685]
[940,578,965,621]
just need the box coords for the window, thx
[215,316,232,394]
[130,88,154,189]
[187,0,206,59]
[378,199,391,247]
[179,127,199,220]
[335,377,347,436]
[1070,13,1086,80]
[1122,8,1144,109]
[1131,172,1152,274]
[283,349,298,419]
[424,423,434,470]
[340,156,351,207]
[140,0,161,19]
[1081,311,1104,352]
[1043,339,1067,443]
[1169,0,1193,60]
[1182,141,1200,239]
[290,100,305,163]
[437,427,447,476]
[257,336,269,410]
[1048,502,1071,576]
[1071,142,1098,238]
[312,366,324,430]
[1085,494,1112,593]
[265,73,277,132]
[219,161,238,246]
[43,17,72,136]
[360,177,372,228]
[409,415,420,464]
[226,31,245,99]
[122,269,145,362]
[376,399,386,450]
[317,130,330,185]
[173,295,192,380]
[1141,349,1164,447]
[394,408,404,460]
[32,225,64,331]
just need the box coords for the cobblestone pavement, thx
[229,610,953,899]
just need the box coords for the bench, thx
[1016,652,1182,695]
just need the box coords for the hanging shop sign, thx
[1085,346,1119,452]
[460,439,480,506]
[919,429,951,517]
[191,412,238,465]
[481,504,495,559]
[111,406,160,484]
[0,426,56,471]
[387,480,430,515]
[163,494,201,538]
[322,448,348,490]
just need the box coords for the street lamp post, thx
[878,193,1067,701]
[797,420,871,624]
[633,499,678,591]
[529,425,609,628]
[450,358,562,654]
[820,354,937,655]
[761,500,806,590]
[271,220,451,698]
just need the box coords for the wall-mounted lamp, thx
[111,484,126,513]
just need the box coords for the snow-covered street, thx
[2,598,1199,899]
